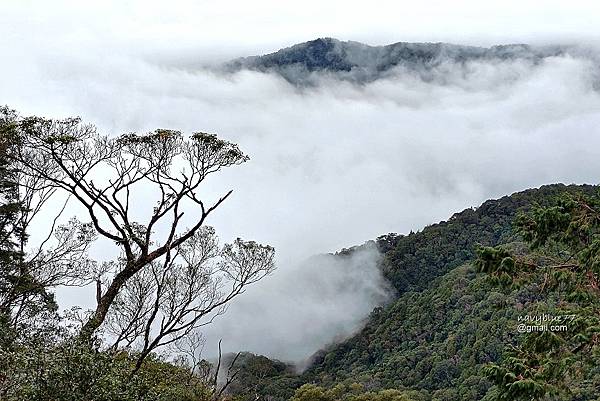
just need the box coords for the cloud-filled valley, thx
[2,36,600,362]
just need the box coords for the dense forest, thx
[1,108,600,400]
[224,184,600,401]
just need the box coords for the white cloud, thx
[202,246,390,362]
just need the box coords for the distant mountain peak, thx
[224,38,569,85]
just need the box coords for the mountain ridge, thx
[224,37,569,84]
[226,183,600,400]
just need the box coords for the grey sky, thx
[3,1,600,57]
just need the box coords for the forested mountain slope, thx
[229,184,600,401]
[374,184,597,294]
[303,263,540,400]
[225,38,568,84]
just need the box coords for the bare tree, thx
[8,113,275,345]
[171,331,207,379]
[171,335,244,401]
[210,340,243,401]
[106,226,274,371]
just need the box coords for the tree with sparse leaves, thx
[0,107,275,399]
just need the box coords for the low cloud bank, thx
[203,245,390,361]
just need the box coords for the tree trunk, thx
[78,265,139,340]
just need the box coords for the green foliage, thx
[0,106,23,280]
[300,264,529,400]
[378,184,597,294]
[1,337,214,401]
[290,383,420,401]
[292,186,594,396]
[474,246,517,287]
[0,106,57,344]
[225,352,302,401]
[476,191,600,400]
[231,185,600,401]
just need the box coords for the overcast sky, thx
[3,1,600,57]
[2,1,600,362]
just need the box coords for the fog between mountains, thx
[2,44,600,361]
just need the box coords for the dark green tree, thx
[0,107,57,344]
[478,192,600,400]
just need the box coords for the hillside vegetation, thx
[227,184,600,401]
